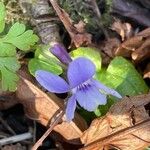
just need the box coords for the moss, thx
[101,0,113,27]
[59,0,113,38]
[0,0,28,23]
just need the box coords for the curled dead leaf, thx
[80,94,150,150]
[115,27,150,62]
[111,20,133,41]
[102,38,121,58]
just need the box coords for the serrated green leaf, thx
[2,22,39,51]
[71,47,101,71]
[7,30,38,50]
[0,2,6,33]
[0,57,20,91]
[1,67,19,91]
[0,20,38,91]
[28,58,62,76]
[5,22,26,37]
[0,57,20,72]
[97,57,149,96]
[0,42,16,56]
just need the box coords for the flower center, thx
[71,79,91,94]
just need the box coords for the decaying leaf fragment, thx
[80,94,150,150]
[111,20,133,41]
[99,38,121,59]
[115,27,150,62]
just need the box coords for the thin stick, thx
[32,110,64,150]
[91,0,101,18]
[32,121,37,143]
[0,132,32,146]
[49,0,76,35]
[0,115,16,135]
[87,0,109,39]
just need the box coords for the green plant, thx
[0,2,38,91]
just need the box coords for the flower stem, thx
[31,110,64,150]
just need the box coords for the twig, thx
[90,0,101,18]
[80,118,150,150]
[49,0,76,36]
[49,0,92,47]
[89,0,109,39]
[0,132,32,146]
[0,114,16,135]
[32,110,64,150]
[32,121,37,143]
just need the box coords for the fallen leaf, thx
[115,27,150,62]
[80,94,150,150]
[98,38,121,60]
[132,38,150,61]
[111,19,133,41]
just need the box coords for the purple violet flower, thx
[50,43,72,64]
[35,57,122,121]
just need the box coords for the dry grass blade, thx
[80,94,150,150]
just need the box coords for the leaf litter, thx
[80,94,150,150]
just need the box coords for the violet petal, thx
[68,57,96,88]
[50,44,72,64]
[76,85,107,111]
[35,70,69,93]
[65,95,77,121]
[92,79,122,98]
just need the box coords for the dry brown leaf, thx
[132,38,150,61]
[80,94,150,150]
[111,20,133,41]
[98,38,120,58]
[115,27,150,62]
[49,0,92,47]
